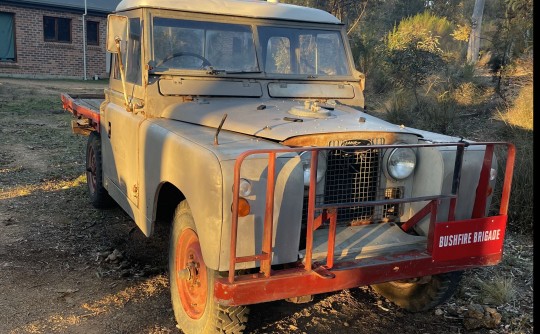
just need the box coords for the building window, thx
[0,12,16,61]
[87,21,99,45]
[43,16,71,43]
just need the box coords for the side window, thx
[266,37,290,74]
[113,18,141,85]
[0,12,15,61]
[126,18,142,84]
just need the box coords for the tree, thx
[466,0,485,63]
[386,24,445,105]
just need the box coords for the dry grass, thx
[476,275,517,305]
[453,82,481,105]
[378,89,415,125]
[0,80,88,194]
[0,174,86,200]
[497,84,533,131]
[493,58,533,233]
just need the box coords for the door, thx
[102,16,144,207]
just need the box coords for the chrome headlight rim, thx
[238,178,252,197]
[385,146,417,181]
[299,150,328,187]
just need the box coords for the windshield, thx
[151,18,351,77]
[152,18,258,72]
[258,26,350,76]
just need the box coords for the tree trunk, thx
[467,0,485,63]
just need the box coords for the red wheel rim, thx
[176,228,208,319]
[87,145,97,194]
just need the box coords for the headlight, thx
[299,150,327,186]
[239,178,252,197]
[386,147,416,180]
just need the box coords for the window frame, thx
[43,16,72,43]
[0,11,16,62]
[86,20,99,46]
[109,10,145,102]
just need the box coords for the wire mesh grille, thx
[324,144,380,223]
[300,139,405,226]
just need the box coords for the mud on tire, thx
[370,271,463,312]
[169,201,249,334]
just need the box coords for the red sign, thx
[431,215,507,262]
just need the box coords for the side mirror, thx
[107,14,129,53]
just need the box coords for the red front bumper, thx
[217,142,515,306]
[215,215,507,306]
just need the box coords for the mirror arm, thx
[115,37,133,112]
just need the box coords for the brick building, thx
[0,0,121,79]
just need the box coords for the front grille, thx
[324,140,381,223]
[300,139,404,226]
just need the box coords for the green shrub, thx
[386,11,456,56]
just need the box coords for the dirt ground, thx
[0,78,533,334]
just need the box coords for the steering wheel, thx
[155,52,212,69]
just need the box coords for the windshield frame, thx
[147,9,355,81]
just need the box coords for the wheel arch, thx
[140,121,226,270]
[154,181,186,225]
[149,176,224,271]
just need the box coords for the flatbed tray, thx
[60,93,104,134]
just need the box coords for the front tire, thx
[169,201,249,334]
[370,271,463,312]
[86,132,113,208]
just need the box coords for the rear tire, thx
[169,201,249,334]
[86,131,113,208]
[370,271,463,312]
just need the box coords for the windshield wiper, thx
[149,67,262,76]
[205,68,262,75]
[206,67,226,75]
[224,70,262,74]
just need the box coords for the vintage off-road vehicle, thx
[61,0,515,333]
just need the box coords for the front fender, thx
[142,119,303,271]
[141,120,224,269]
[218,155,304,271]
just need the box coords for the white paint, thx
[438,229,501,248]
[115,0,342,24]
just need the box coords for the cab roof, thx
[116,0,342,24]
